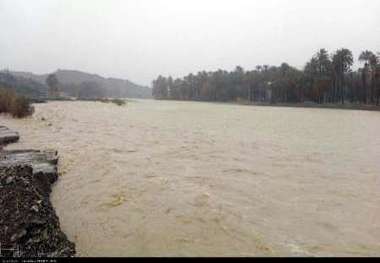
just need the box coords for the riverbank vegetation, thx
[152,49,380,106]
[97,98,126,106]
[44,75,126,106]
[0,86,34,118]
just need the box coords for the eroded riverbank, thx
[1,99,380,256]
[0,127,75,257]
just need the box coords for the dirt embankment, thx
[0,127,75,257]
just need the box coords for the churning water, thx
[1,100,380,256]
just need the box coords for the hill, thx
[0,71,48,99]
[8,70,152,99]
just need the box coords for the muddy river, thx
[1,100,380,256]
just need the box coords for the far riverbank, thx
[155,99,380,112]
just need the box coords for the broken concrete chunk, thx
[0,126,20,145]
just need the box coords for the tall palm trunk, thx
[371,69,376,104]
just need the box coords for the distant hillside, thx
[0,71,48,99]
[9,69,152,99]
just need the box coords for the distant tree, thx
[151,47,380,106]
[167,76,173,99]
[304,57,319,102]
[359,50,376,64]
[359,50,377,103]
[304,49,333,103]
[59,82,81,98]
[46,74,59,98]
[78,81,105,99]
[316,49,332,75]
[376,62,380,105]
[332,49,353,104]
[316,49,332,103]
[368,53,379,104]
[152,75,168,99]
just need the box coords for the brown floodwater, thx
[1,100,380,256]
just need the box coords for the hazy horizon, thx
[1,0,379,86]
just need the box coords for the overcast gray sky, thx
[1,0,379,86]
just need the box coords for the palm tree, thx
[359,50,377,103]
[316,49,332,76]
[304,57,318,102]
[369,54,379,104]
[332,49,353,104]
[359,50,375,64]
[314,49,332,103]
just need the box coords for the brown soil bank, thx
[0,131,75,257]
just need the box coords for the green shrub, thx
[110,99,126,106]
[98,98,126,106]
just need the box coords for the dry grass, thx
[0,86,34,118]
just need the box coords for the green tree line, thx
[152,49,380,105]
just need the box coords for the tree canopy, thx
[153,48,380,105]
